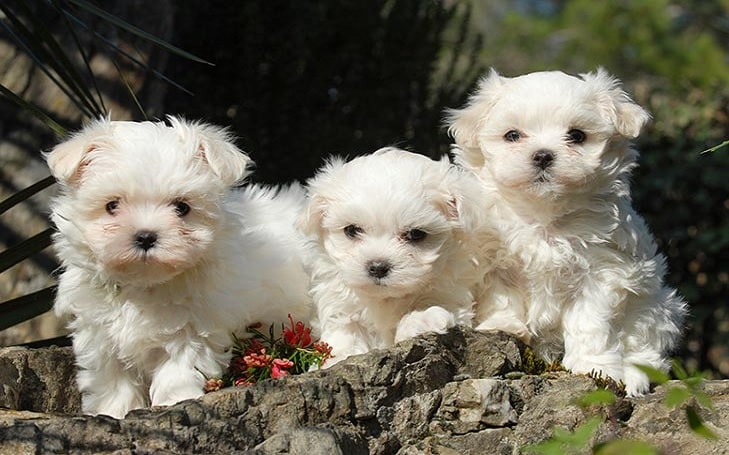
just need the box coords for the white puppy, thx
[301,148,486,367]
[447,69,687,395]
[47,117,311,418]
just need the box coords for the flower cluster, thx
[204,314,333,393]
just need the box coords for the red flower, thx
[271,358,294,379]
[282,313,313,347]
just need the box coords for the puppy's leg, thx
[474,274,531,343]
[74,332,147,419]
[317,322,371,368]
[621,287,686,396]
[394,306,459,343]
[560,287,625,383]
[149,340,227,407]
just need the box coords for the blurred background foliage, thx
[1,0,727,377]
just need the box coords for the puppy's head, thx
[302,148,471,299]
[46,116,254,287]
[447,69,650,200]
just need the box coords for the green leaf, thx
[633,364,670,385]
[700,139,729,154]
[685,405,718,439]
[568,416,602,446]
[671,359,689,381]
[577,389,616,407]
[664,386,691,408]
[523,439,565,455]
[0,287,56,332]
[692,389,714,411]
[594,439,660,455]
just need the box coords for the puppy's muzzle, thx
[134,230,158,251]
[532,149,554,170]
[367,260,392,279]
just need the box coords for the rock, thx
[433,378,518,435]
[0,345,79,414]
[0,328,727,454]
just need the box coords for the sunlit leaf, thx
[633,364,670,385]
[700,139,729,154]
[664,386,691,408]
[671,358,688,380]
[692,389,714,411]
[594,439,660,455]
[578,389,617,407]
[685,405,718,439]
[524,439,567,455]
[569,416,602,446]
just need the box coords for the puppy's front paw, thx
[395,306,456,343]
[622,365,651,397]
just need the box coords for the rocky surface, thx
[0,328,726,454]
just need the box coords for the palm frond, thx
[0,228,54,275]
[0,287,56,332]
[0,176,57,216]
[66,0,214,66]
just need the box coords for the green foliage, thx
[525,416,603,455]
[593,439,660,455]
[701,139,729,154]
[526,361,717,454]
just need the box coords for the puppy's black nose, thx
[134,231,158,251]
[367,260,392,279]
[532,149,554,170]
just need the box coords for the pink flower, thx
[283,313,313,347]
[234,377,254,387]
[244,349,272,368]
[271,358,294,379]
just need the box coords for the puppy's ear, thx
[582,68,651,138]
[437,166,484,234]
[446,69,504,149]
[299,156,346,236]
[44,118,114,186]
[167,116,254,186]
[299,193,327,236]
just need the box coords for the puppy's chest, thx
[512,227,590,294]
[104,294,198,354]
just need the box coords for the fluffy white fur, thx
[301,148,488,367]
[47,116,311,418]
[447,69,687,395]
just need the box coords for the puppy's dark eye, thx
[402,229,427,243]
[343,224,363,239]
[105,200,120,215]
[173,200,191,217]
[566,129,587,144]
[504,130,522,142]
